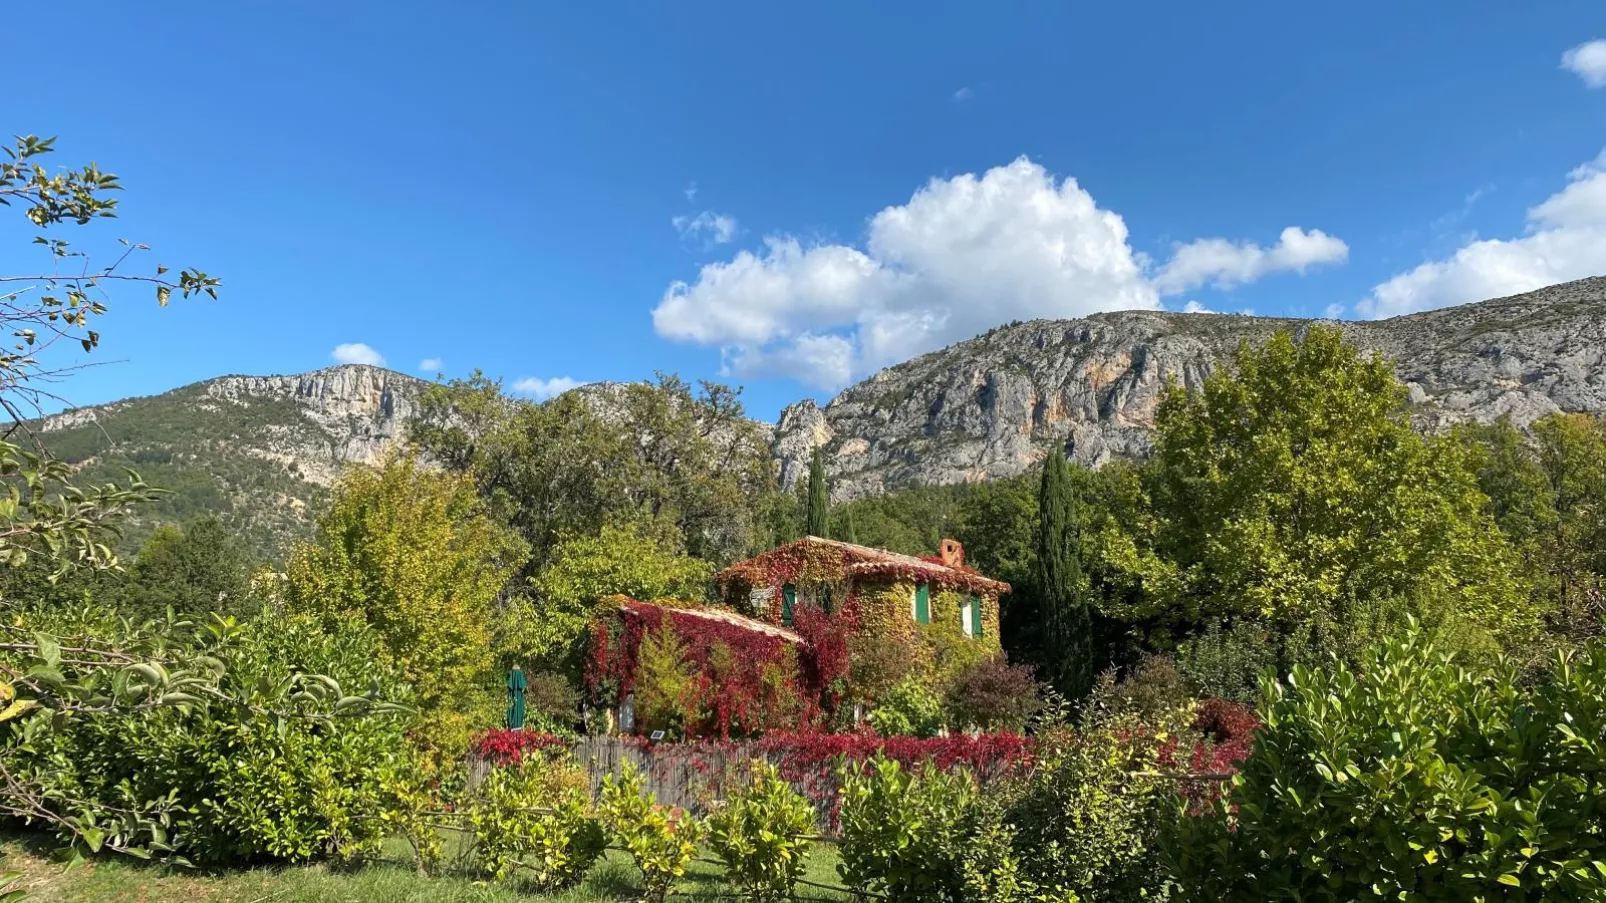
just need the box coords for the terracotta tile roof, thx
[618,599,805,644]
[716,536,1011,593]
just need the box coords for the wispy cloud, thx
[953,86,975,102]
[331,343,385,366]
[673,210,739,246]
[419,358,443,372]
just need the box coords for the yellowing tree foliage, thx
[286,457,528,709]
[503,520,713,672]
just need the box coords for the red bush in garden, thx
[470,729,571,766]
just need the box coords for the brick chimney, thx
[938,538,965,568]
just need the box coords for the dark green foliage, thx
[806,446,828,538]
[118,517,256,621]
[1165,625,1606,901]
[1036,448,1093,702]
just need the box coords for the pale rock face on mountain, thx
[195,365,420,484]
[774,276,1606,501]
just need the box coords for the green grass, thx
[1,834,852,903]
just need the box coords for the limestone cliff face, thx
[195,365,420,484]
[775,276,1606,500]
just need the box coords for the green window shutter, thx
[781,584,796,627]
[914,584,930,624]
[969,595,983,638]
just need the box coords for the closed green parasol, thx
[505,665,527,730]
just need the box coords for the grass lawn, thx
[1,833,852,903]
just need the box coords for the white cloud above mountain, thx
[1153,227,1349,294]
[1356,149,1606,319]
[511,376,583,400]
[331,343,385,366]
[419,357,442,372]
[1563,39,1606,88]
[652,157,1345,389]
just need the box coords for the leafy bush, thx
[1005,677,1192,902]
[867,676,944,737]
[1174,621,1279,702]
[3,610,415,865]
[838,756,1043,903]
[943,655,1042,732]
[598,761,701,903]
[524,670,581,725]
[1164,625,1606,900]
[706,761,815,902]
[464,753,604,887]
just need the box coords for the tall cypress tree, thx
[842,506,858,545]
[806,446,829,538]
[1035,447,1093,702]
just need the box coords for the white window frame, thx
[960,596,974,638]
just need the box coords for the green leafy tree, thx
[706,761,816,903]
[410,372,776,574]
[1036,448,1093,701]
[507,520,712,672]
[285,456,527,712]
[806,446,829,537]
[1098,326,1527,663]
[119,516,254,621]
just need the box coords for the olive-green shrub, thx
[1005,682,1189,903]
[1164,624,1606,901]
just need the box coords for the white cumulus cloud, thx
[331,343,385,366]
[510,376,584,400]
[1152,227,1349,294]
[419,358,443,372]
[672,211,738,245]
[1357,149,1606,319]
[1563,39,1606,88]
[652,157,1342,389]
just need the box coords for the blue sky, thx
[6,1,1604,421]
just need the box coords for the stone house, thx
[713,536,1008,657]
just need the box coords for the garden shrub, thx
[523,670,581,727]
[866,676,944,737]
[838,756,1035,903]
[1004,675,1193,903]
[464,753,603,887]
[469,729,572,766]
[944,655,1042,732]
[706,761,816,903]
[3,610,414,865]
[1164,625,1606,901]
[598,761,702,903]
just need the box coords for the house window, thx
[820,583,834,615]
[968,594,983,639]
[913,584,931,624]
[781,583,797,627]
[960,596,974,638]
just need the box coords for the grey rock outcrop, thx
[776,276,1606,500]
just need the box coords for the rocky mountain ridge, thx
[774,276,1606,500]
[32,276,1606,550]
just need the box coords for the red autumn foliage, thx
[586,601,855,739]
[469,729,571,766]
